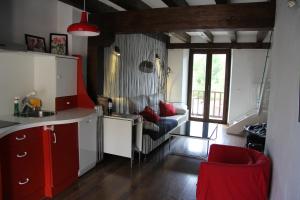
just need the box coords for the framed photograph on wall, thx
[50,33,68,55]
[25,34,46,52]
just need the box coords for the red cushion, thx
[140,106,160,123]
[159,101,176,117]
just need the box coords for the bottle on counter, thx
[14,97,20,116]
[107,98,113,116]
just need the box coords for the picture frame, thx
[25,34,47,53]
[49,33,68,55]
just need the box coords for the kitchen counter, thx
[0,108,97,139]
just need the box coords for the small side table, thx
[103,114,140,168]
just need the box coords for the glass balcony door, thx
[188,49,231,124]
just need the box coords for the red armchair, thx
[196,144,271,200]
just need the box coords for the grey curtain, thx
[103,34,168,114]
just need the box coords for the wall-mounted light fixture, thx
[114,46,120,56]
[288,0,297,7]
[155,54,160,60]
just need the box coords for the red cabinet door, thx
[44,123,79,197]
[55,96,77,111]
[0,128,45,200]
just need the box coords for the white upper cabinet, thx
[34,55,77,111]
[56,57,77,97]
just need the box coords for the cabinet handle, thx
[53,132,57,144]
[66,101,70,105]
[15,134,26,141]
[18,178,30,185]
[17,152,27,158]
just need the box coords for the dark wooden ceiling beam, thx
[200,31,214,43]
[162,0,189,7]
[215,0,238,43]
[228,31,237,43]
[160,0,191,43]
[169,32,191,43]
[215,0,229,4]
[98,2,275,33]
[59,0,117,13]
[167,42,271,49]
[257,31,269,43]
[108,0,151,10]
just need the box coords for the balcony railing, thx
[191,90,224,119]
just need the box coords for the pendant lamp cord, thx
[83,0,86,11]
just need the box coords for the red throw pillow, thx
[159,101,176,117]
[140,106,160,123]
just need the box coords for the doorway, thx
[187,49,231,124]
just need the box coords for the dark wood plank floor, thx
[53,125,245,200]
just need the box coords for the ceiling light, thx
[67,0,100,37]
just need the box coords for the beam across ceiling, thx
[215,0,238,43]
[228,31,237,43]
[162,0,189,7]
[162,0,213,44]
[169,32,191,43]
[59,0,117,13]
[215,0,229,3]
[200,31,214,43]
[108,0,151,10]
[257,31,269,43]
[98,2,275,33]
[167,42,271,49]
[160,0,191,43]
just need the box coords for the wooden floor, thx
[53,125,246,200]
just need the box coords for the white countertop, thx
[0,108,97,139]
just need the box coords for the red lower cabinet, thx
[0,127,45,200]
[43,123,79,198]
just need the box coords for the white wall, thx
[0,0,87,57]
[228,49,268,122]
[167,45,267,121]
[266,1,300,199]
[0,0,88,82]
[167,49,189,104]
[0,52,35,115]
[11,0,58,46]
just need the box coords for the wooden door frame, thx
[187,49,231,124]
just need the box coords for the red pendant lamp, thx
[67,0,100,37]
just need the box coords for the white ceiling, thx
[186,0,215,6]
[140,0,168,8]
